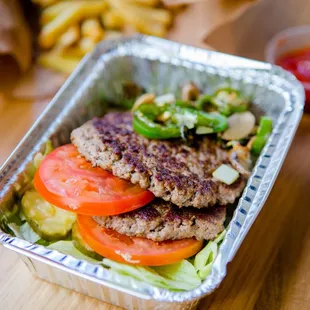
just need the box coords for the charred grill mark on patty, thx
[93,199,226,242]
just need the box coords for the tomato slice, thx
[34,144,154,216]
[77,215,204,266]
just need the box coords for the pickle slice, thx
[21,190,76,241]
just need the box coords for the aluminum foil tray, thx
[0,36,304,310]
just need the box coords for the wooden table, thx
[1,92,310,310]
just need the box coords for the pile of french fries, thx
[32,0,181,74]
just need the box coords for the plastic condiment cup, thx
[265,25,310,64]
[265,26,310,113]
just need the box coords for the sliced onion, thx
[212,164,239,185]
[196,126,214,135]
[154,93,175,105]
[131,93,155,111]
[222,111,255,140]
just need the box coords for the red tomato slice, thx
[34,144,154,216]
[77,215,204,266]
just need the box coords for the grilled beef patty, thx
[71,112,247,208]
[93,199,226,241]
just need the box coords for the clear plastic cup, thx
[265,25,310,112]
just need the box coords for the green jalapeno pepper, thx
[174,100,199,109]
[170,108,227,133]
[211,87,248,116]
[251,116,273,155]
[133,102,228,139]
[196,95,212,110]
[133,103,181,139]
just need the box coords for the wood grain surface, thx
[1,95,310,309]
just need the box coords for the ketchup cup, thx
[265,25,310,113]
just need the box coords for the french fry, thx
[113,0,172,25]
[39,6,81,48]
[123,0,160,6]
[101,10,125,30]
[109,0,170,36]
[57,46,86,58]
[40,2,78,25]
[79,37,97,54]
[39,2,108,48]
[104,30,124,40]
[34,0,178,75]
[81,18,104,42]
[58,25,80,48]
[41,1,109,25]
[137,22,167,37]
[38,51,80,74]
[32,0,60,7]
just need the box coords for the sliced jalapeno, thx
[133,103,227,139]
[251,117,273,155]
[211,87,249,116]
[133,103,181,139]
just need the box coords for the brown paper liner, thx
[11,65,67,100]
[206,0,310,61]
[167,0,258,46]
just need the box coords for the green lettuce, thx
[8,220,67,247]
[8,222,40,243]
[194,230,226,280]
[14,141,54,197]
[47,241,100,264]
[153,260,201,289]
[102,258,201,291]
[43,240,202,290]
[27,140,54,178]
[20,222,41,243]
[33,140,54,171]
[6,223,23,239]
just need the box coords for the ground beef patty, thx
[71,112,247,208]
[93,200,226,241]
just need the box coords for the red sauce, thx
[276,47,310,112]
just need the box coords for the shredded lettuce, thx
[14,236,200,290]
[20,222,41,243]
[19,211,26,221]
[194,242,217,273]
[153,260,201,288]
[8,222,40,243]
[198,263,213,280]
[7,223,24,239]
[213,229,226,244]
[47,241,100,264]
[102,258,201,291]
[34,140,54,170]
[25,140,53,179]
[14,141,54,197]
[194,230,226,280]
[1,203,23,226]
